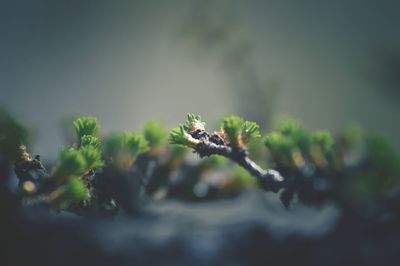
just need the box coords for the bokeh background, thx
[1,0,399,158]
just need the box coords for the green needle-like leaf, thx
[221,116,244,149]
[141,121,168,149]
[242,120,261,144]
[312,131,334,154]
[52,177,89,208]
[53,148,87,178]
[80,135,101,150]
[79,145,104,170]
[184,113,205,133]
[73,117,100,139]
[169,125,199,148]
[103,132,149,166]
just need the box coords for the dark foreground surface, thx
[1,188,400,266]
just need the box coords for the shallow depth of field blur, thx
[1,0,399,158]
[1,1,400,266]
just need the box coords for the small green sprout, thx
[242,120,261,144]
[277,118,303,136]
[264,132,296,165]
[141,121,168,149]
[79,146,103,170]
[52,178,89,209]
[80,135,101,150]
[103,132,149,168]
[312,131,334,154]
[220,116,261,148]
[73,117,100,139]
[169,125,199,148]
[221,116,244,149]
[53,148,87,178]
[183,113,205,133]
[53,145,103,179]
[276,118,311,155]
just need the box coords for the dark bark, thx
[192,132,286,193]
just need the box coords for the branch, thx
[169,114,286,193]
[195,138,285,192]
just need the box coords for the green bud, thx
[73,117,100,139]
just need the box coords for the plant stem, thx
[195,138,285,192]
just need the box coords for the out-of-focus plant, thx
[141,121,168,153]
[13,115,149,215]
[263,118,400,207]
[4,107,400,214]
[103,132,148,170]
[167,115,400,206]
[0,108,30,161]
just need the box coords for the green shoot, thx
[221,116,244,149]
[242,120,261,144]
[184,113,205,133]
[79,146,103,170]
[312,131,334,154]
[169,125,199,148]
[53,148,87,178]
[141,121,168,149]
[52,178,89,209]
[73,117,100,139]
[80,135,101,150]
[103,132,149,168]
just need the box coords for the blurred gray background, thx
[0,0,399,158]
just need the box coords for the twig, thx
[192,131,285,193]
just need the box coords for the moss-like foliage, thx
[73,117,100,139]
[221,116,243,149]
[312,131,334,155]
[141,121,168,149]
[0,108,30,160]
[103,132,149,168]
[184,113,205,132]
[169,125,198,148]
[53,148,88,178]
[79,146,104,170]
[242,121,261,144]
[264,132,296,166]
[220,116,261,149]
[52,178,89,209]
[276,119,311,155]
[53,145,103,179]
[80,135,101,150]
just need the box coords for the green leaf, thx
[53,178,89,208]
[184,113,205,133]
[80,135,101,150]
[242,120,261,144]
[79,145,103,170]
[221,116,244,148]
[276,118,311,154]
[169,125,189,146]
[53,148,87,178]
[312,131,334,154]
[73,117,100,139]
[264,132,295,156]
[141,121,168,148]
[103,132,149,162]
